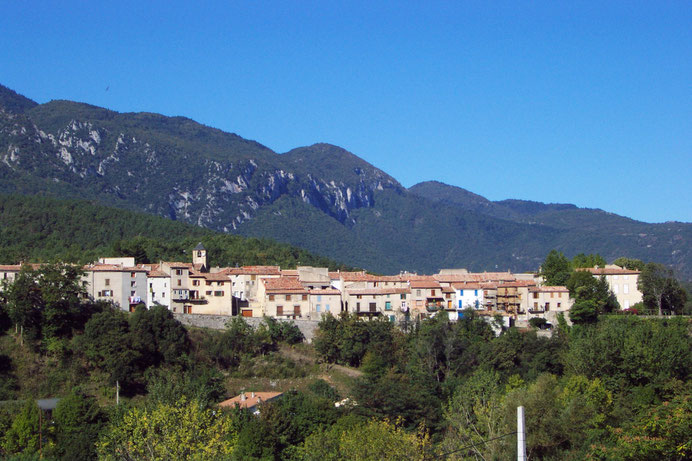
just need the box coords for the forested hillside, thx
[0,194,353,270]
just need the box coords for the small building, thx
[579,266,643,310]
[219,392,283,415]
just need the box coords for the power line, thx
[436,432,518,459]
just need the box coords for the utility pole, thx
[517,406,526,461]
[116,381,120,405]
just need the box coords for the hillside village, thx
[1,243,643,329]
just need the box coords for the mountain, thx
[1,84,690,279]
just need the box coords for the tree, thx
[52,389,105,460]
[572,253,606,269]
[128,304,190,368]
[1,400,42,456]
[97,397,236,460]
[443,369,509,460]
[613,257,645,271]
[638,262,687,315]
[540,250,572,286]
[566,271,619,322]
[300,418,431,461]
[77,308,142,386]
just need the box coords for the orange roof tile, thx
[219,392,283,410]
[263,277,308,293]
[409,280,442,289]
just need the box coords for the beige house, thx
[261,277,310,319]
[342,287,410,321]
[82,260,148,311]
[184,271,233,315]
[308,288,342,320]
[409,279,445,319]
[521,286,573,325]
[581,266,643,310]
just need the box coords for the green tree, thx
[52,389,105,460]
[540,250,572,286]
[300,418,431,461]
[128,304,190,368]
[443,369,509,460]
[1,400,42,456]
[572,253,606,269]
[77,308,142,387]
[97,397,236,460]
[613,257,645,271]
[638,262,688,315]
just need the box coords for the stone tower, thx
[192,242,207,271]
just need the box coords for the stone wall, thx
[173,313,320,342]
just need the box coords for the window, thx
[205,281,211,286]
[317,295,322,301]
[533,292,539,299]
[214,291,224,296]
[357,295,362,299]
[545,302,550,311]
[178,280,182,286]
[557,302,561,308]
[431,289,436,296]
[550,292,554,298]
[385,301,392,311]
[389,315,396,322]
[269,294,275,301]
[286,294,292,301]
[217,281,223,286]
[176,269,182,276]
[326,304,330,311]
[193,280,200,286]
[294,305,301,316]
[416,290,421,297]
[131,281,136,287]
[623,284,629,294]
[277,305,284,316]
[205,291,212,296]
[302,294,308,301]
[369,302,377,312]
[131,291,135,296]
[316,304,321,312]
[100,290,113,297]
[534,302,538,308]
[459,289,464,295]
[131,272,136,278]
[105,278,110,286]
[162,292,165,298]
[400,294,406,300]
[356,302,361,312]
[474,290,478,296]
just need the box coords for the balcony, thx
[426,301,444,311]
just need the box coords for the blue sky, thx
[1,1,690,223]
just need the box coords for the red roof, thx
[219,392,283,410]
[263,277,308,293]
[345,287,409,296]
[529,285,569,292]
[310,288,341,295]
[409,280,442,289]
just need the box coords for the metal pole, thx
[517,406,526,461]
[116,381,120,405]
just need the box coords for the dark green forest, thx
[0,194,353,270]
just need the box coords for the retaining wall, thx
[173,313,320,342]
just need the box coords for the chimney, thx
[257,396,262,404]
[240,392,246,401]
[251,392,255,398]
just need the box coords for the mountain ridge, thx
[1,83,690,279]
